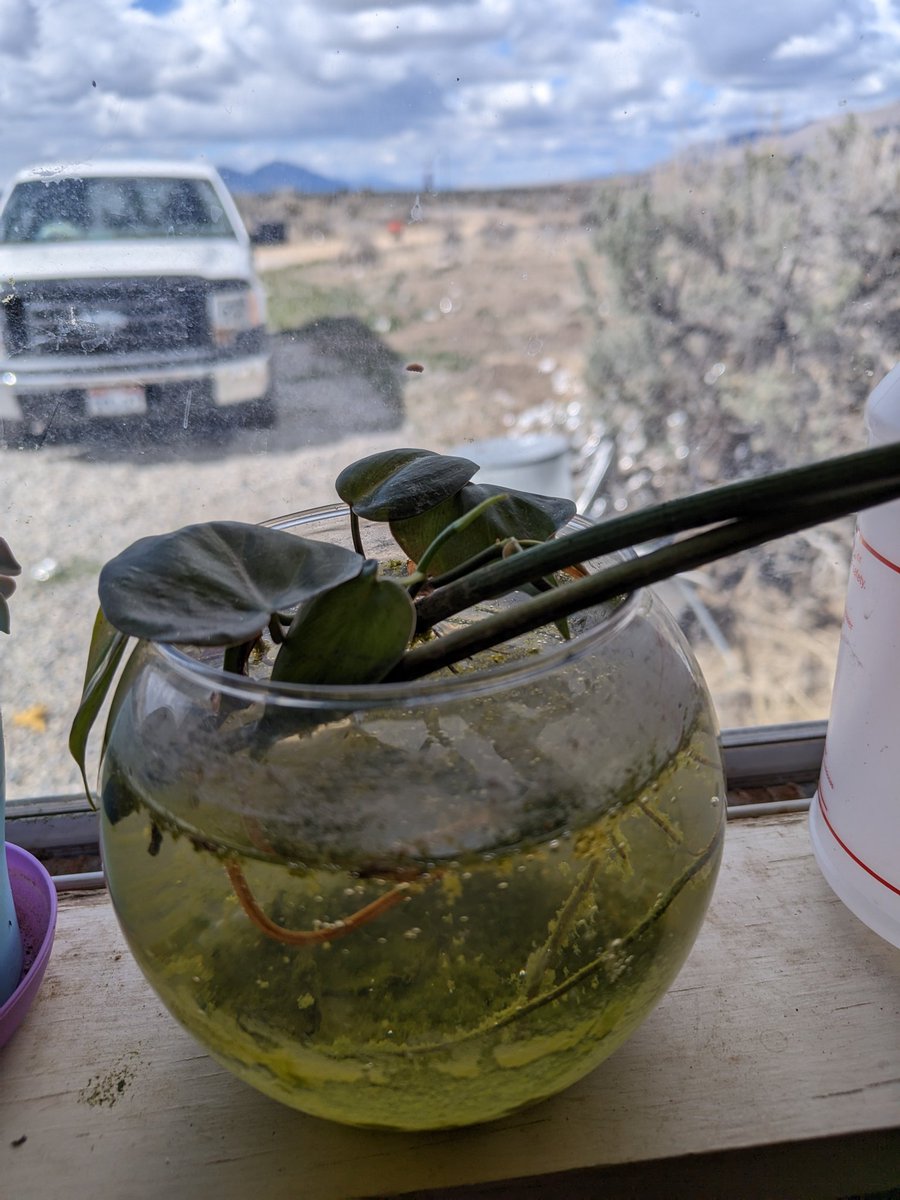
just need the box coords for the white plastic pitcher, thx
[810,364,900,948]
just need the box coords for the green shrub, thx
[585,117,900,498]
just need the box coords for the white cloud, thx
[774,14,856,61]
[0,0,39,55]
[0,1,899,188]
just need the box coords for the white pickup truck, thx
[0,159,273,443]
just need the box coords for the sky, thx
[2,0,900,189]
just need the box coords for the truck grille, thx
[1,277,211,358]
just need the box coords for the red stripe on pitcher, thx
[815,787,900,897]
[859,534,900,576]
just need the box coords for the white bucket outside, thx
[452,434,573,499]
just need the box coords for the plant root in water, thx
[225,859,413,947]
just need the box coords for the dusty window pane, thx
[2,3,897,799]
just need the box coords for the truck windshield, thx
[0,176,237,243]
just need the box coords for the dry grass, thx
[250,188,599,448]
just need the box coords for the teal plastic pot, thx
[0,713,24,1005]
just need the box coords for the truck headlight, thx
[208,285,266,347]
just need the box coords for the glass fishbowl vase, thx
[98,505,726,1130]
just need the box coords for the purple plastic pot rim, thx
[0,843,58,1042]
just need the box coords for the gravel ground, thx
[1,328,412,801]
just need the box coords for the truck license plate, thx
[85,385,147,417]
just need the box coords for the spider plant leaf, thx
[335,448,478,521]
[391,483,576,576]
[272,560,415,684]
[98,521,364,645]
[69,608,130,805]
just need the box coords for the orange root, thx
[225,860,411,947]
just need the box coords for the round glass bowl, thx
[98,506,725,1130]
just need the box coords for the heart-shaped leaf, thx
[0,537,20,634]
[391,483,576,576]
[68,608,130,804]
[0,537,20,577]
[335,448,478,521]
[99,522,364,645]
[272,560,415,685]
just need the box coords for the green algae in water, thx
[100,724,724,1131]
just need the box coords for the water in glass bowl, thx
[101,712,723,1130]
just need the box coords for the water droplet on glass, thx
[31,557,58,582]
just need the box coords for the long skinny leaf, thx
[392,464,900,681]
[413,442,900,632]
[69,610,130,805]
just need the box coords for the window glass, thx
[1,1,895,800]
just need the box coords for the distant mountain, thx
[707,99,900,163]
[218,160,348,195]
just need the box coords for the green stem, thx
[415,492,509,576]
[524,857,600,999]
[413,442,900,633]
[223,641,252,676]
[428,541,507,587]
[349,510,364,556]
[392,467,900,681]
[364,820,724,1057]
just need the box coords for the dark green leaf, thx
[335,448,478,521]
[271,560,415,684]
[0,537,20,632]
[69,609,130,805]
[0,537,20,577]
[102,768,141,827]
[99,522,364,645]
[391,483,576,576]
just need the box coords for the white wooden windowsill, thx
[2,812,899,1199]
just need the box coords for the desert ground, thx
[1,182,850,800]
[246,185,602,451]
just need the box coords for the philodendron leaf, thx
[0,537,20,577]
[271,560,416,684]
[391,483,577,577]
[0,536,20,634]
[335,448,478,521]
[99,522,364,644]
[69,608,130,804]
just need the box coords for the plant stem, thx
[413,442,900,633]
[414,491,509,576]
[370,820,724,1056]
[429,541,507,586]
[390,463,900,681]
[349,510,364,556]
